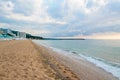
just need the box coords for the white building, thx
[17,32,26,38]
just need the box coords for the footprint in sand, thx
[63,71,66,73]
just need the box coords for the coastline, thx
[0,40,118,80]
[33,40,119,80]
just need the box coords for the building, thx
[17,32,26,38]
[0,28,16,37]
[0,28,42,39]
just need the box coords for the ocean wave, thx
[77,53,120,80]
[33,40,120,80]
[46,46,120,80]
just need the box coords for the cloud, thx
[5,13,66,24]
[0,0,66,25]
[81,32,120,39]
[23,29,51,37]
[0,0,120,37]
[0,0,14,14]
[0,23,10,28]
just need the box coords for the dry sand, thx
[0,40,80,80]
[34,41,119,80]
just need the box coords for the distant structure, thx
[0,28,16,37]
[16,32,26,38]
[0,28,43,39]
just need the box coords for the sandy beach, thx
[0,40,118,80]
[0,40,79,80]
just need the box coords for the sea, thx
[33,39,120,79]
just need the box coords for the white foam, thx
[46,46,120,80]
[33,40,120,80]
[48,46,120,80]
[79,54,120,80]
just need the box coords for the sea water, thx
[33,39,120,79]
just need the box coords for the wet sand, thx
[34,41,119,80]
[0,40,80,80]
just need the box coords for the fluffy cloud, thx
[0,0,66,24]
[0,0,14,14]
[0,0,120,38]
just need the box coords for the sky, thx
[0,0,120,39]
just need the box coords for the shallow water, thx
[33,39,120,79]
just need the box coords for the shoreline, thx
[32,41,80,80]
[0,40,118,80]
[33,40,119,80]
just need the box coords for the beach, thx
[0,40,79,80]
[0,40,118,80]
